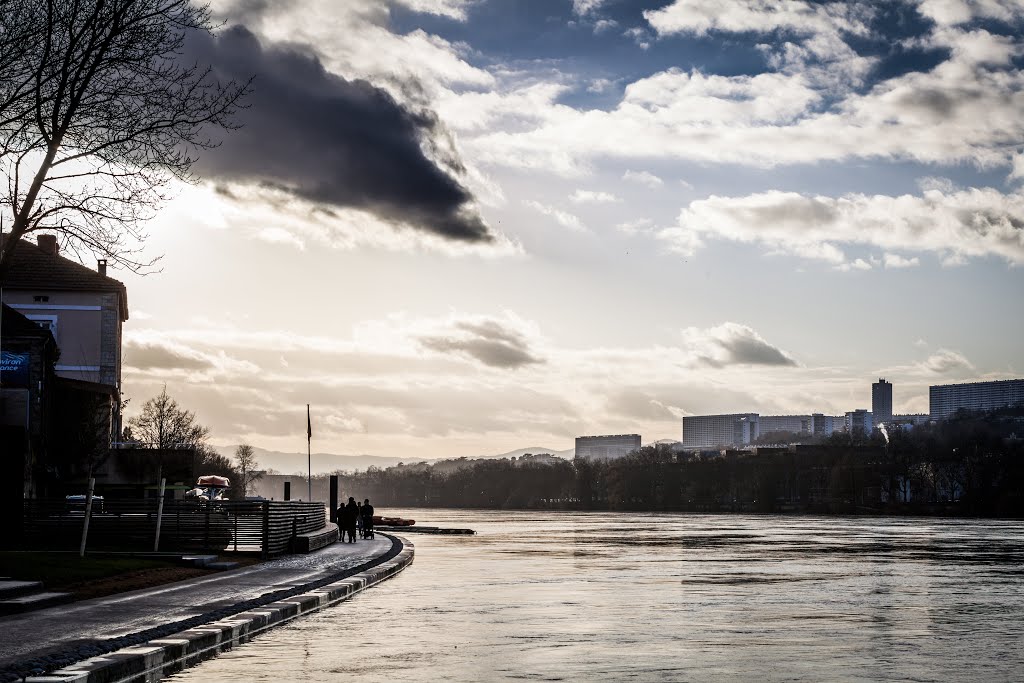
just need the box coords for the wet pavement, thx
[0,536,391,669]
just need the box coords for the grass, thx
[0,552,186,589]
[0,551,259,600]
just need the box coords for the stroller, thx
[362,508,375,540]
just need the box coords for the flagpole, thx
[306,404,312,501]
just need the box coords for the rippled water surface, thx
[168,511,1024,682]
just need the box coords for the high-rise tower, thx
[872,378,893,426]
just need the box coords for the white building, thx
[575,434,641,460]
[929,379,1024,421]
[681,414,759,449]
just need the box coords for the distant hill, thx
[216,444,575,476]
[214,445,417,475]
[480,446,575,460]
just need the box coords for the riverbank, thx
[0,533,412,682]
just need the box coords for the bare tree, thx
[234,442,262,497]
[0,0,249,275]
[127,385,208,449]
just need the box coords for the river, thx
[167,510,1024,681]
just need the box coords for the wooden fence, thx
[21,499,327,557]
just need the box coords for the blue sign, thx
[0,351,30,388]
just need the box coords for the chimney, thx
[37,234,58,255]
[97,259,107,276]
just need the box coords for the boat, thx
[372,516,415,526]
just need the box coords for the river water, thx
[167,510,1024,681]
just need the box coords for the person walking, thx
[343,496,359,543]
[336,501,347,543]
[361,499,375,540]
[356,501,364,539]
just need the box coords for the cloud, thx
[644,0,870,38]
[186,25,494,243]
[573,0,606,15]
[658,188,1024,266]
[124,340,215,371]
[392,0,476,20]
[523,200,587,231]
[605,390,684,421]
[682,322,798,368]
[1010,152,1024,182]
[622,170,663,188]
[914,0,1024,26]
[883,253,921,268]
[836,258,873,272]
[461,26,1024,175]
[418,316,545,368]
[569,189,620,203]
[616,218,654,235]
[920,348,975,374]
[644,0,875,86]
[123,337,260,376]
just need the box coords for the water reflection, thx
[167,511,1024,682]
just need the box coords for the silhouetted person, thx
[343,497,358,543]
[339,499,352,540]
[362,499,375,540]
[356,501,364,538]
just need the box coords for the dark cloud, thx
[420,336,543,368]
[186,25,493,242]
[717,334,798,367]
[123,341,213,371]
[418,318,544,368]
[686,323,798,368]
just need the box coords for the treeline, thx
[320,409,1024,517]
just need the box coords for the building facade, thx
[929,379,1024,420]
[575,434,642,460]
[759,415,813,436]
[1,233,129,448]
[872,378,893,425]
[681,414,759,449]
[811,414,845,436]
[1,235,128,389]
[845,409,873,435]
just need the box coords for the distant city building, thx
[682,414,759,449]
[890,414,929,427]
[759,415,813,436]
[575,434,642,460]
[929,379,1024,420]
[887,414,930,432]
[811,414,844,436]
[872,378,893,425]
[845,409,873,435]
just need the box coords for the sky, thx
[117,0,1024,460]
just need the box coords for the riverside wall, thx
[21,534,413,683]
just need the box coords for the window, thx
[26,314,58,337]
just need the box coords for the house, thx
[1,233,129,439]
[1,304,59,506]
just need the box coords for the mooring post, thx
[153,477,166,552]
[329,475,338,524]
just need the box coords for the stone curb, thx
[24,537,414,683]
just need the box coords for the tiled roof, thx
[1,234,129,320]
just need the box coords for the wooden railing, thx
[20,499,327,557]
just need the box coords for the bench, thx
[290,523,340,553]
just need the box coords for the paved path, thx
[0,537,391,669]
